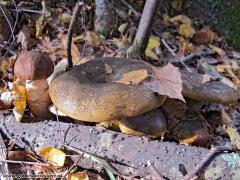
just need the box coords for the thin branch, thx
[0,159,49,167]
[119,0,141,17]
[60,154,84,180]
[182,146,233,180]
[66,1,82,69]
[0,43,16,56]
[161,38,192,72]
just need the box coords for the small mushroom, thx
[14,51,54,118]
[118,108,167,138]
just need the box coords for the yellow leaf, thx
[178,23,195,38]
[39,146,66,167]
[170,14,192,25]
[145,49,159,60]
[68,170,89,180]
[209,44,225,59]
[36,15,47,39]
[145,36,160,60]
[12,82,27,122]
[61,13,71,24]
[118,23,128,34]
[114,69,149,85]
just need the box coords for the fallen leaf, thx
[178,23,195,38]
[144,64,185,102]
[60,13,71,24]
[170,14,192,25]
[12,81,27,122]
[179,37,194,55]
[192,27,215,45]
[118,23,128,34]
[171,0,183,11]
[60,34,80,64]
[85,31,101,47]
[16,25,33,50]
[114,69,149,85]
[0,91,12,108]
[145,36,160,60]
[39,146,66,167]
[68,170,89,180]
[209,44,225,59]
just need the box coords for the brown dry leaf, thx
[179,37,194,55]
[209,44,225,59]
[68,170,89,180]
[192,27,215,45]
[178,23,195,38]
[145,64,185,102]
[114,69,149,85]
[39,146,66,167]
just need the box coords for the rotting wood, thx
[0,112,239,179]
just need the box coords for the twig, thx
[161,38,192,72]
[0,0,19,58]
[66,1,82,68]
[0,159,49,167]
[60,154,84,180]
[0,43,16,56]
[147,161,165,180]
[182,146,233,180]
[119,0,141,17]
[10,8,44,14]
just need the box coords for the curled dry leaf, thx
[114,69,149,85]
[11,81,27,122]
[144,64,185,102]
[209,44,225,59]
[39,146,66,167]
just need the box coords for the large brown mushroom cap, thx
[14,51,54,80]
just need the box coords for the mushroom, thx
[118,108,167,138]
[49,58,167,122]
[14,51,54,118]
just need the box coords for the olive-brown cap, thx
[14,51,54,80]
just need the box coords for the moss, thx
[216,0,240,49]
[184,0,240,49]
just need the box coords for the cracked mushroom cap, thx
[14,51,54,80]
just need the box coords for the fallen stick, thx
[0,113,239,179]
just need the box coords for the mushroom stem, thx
[25,79,52,118]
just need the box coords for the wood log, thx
[0,112,239,179]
